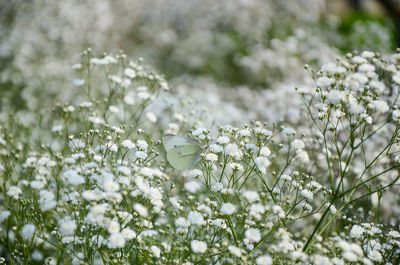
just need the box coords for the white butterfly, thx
[163,135,202,171]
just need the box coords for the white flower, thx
[124,92,136,105]
[316,76,335,88]
[136,140,148,151]
[146,112,157,123]
[392,109,400,121]
[291,139,305,149]
[228,245,243,257]
[135,151,147,159]
[151,246,161,258]
[245,228,261,242]
[108,232,126,248]
[301,189,313,200]
[191,240,207,253]
[30,181,45,190]
[249,203,265,219]
[388,230,400,238]
[205,153,218,162]
[259,146,271,157]
[103,179,120,193]
[220,203,237,215]
[121,140,135,149]
[272,205,285,218]
[225,143,243,160]
[107,220,120,234]
[368,250,382,262]
[175,217,190,228]
[59,217,77,236]
[121,228,136,240]
[134,203,148,218]
[0,211,11,224]
[39,190,57,211]
[393,72,400,85]
[342,251,358,262]
[326,90,342,105]
[64,169,85,186]
[371,100,389,113]
[243,191,259,202]
[7,186,22,199]
[254,157,270,174]
[184,181,202,193]
[124,68,136,78]
[211,182,224,192]
[256,254,273,265]
[349,225,364,239]
[21,223,36,239]
[229,163,243,171]
[209,144,223,153]
[188,211,204,225]
[216,136,230,144]
[82,190,103,201]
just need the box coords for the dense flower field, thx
[0,0,400,264]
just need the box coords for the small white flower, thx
[191,240,207,253]
[291,139,305,149]
[136,140,148,151]
[7,186,22,199]
[175,217,190,228]
[243,191,259,203]
[216,136,230,144]
[205,153,218,162]
[245,228,261,242]
[225,143,243,160]
[64,169,85,186]
[184,181,202,193]
[146,112,157,123]
[21,223,36,239]
[368,250,382,262]
[135,151,147,159]
[301,189,313,200]
[107,220,120,234]
[254,157,270,174]
[108,232,126,248]
[316,76,335,88]
[188,211,204,226]
[371,100,389,113]
[259,146,271,157]
[124,68,137,78]
[349,225,364,239]
[209,144,223,153]
[134,203,148,218]
[228,245,243,257]
[256,254,273,265]
[0,211,11,224]
[220,203,237,215]
[326,90,342,105]
[151,246,161,258]
[59,217,77,236]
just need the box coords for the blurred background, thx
[0,0,399,112]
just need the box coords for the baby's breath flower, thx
[256,254,273,265]
[254,156,270,174]
[191,240,207,253]
[21,223,36,239]
[205,153,218,162]
[188,211,204,226]
[220,203,237,215]
[245,228,261,242]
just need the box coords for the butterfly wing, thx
[163,135,199,151]
[166,144,202,171]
